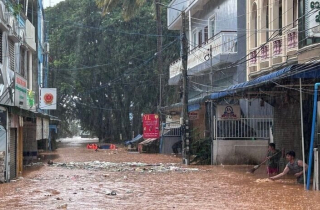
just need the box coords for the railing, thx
[261,44,269,61]
[215,117,273,139]
[287,27,298,51]
[249,48,257,67]
[272,36,283,57]
[169,31,237,78]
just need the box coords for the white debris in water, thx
[52,161,199,173]
[255,178,273,183]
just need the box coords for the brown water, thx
[0,137,319,210]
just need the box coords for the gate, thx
[214,117,273,140]
[160,121,181,154]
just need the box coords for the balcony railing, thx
[287,27,298,51]
[260,45,269,61]
[272,37,283,57]
[169,31,237,79]
[249,48,257,67]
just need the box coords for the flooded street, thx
[0,137,319,210]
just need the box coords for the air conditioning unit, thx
[44,42,49,53]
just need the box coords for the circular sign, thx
[44,93,54,104]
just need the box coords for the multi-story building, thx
[165,0,274,164]
[0,0,52,182]
[247,0,298,78]
[245,0,320,171]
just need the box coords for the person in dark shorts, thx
[269,151,308,184]
[266,143,281,176]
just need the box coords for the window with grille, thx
[20,48,25,77]
[9,40,14,71]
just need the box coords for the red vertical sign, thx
[143,114,160,138]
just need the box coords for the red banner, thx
[143,114,160,138]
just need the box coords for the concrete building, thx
[164,0,274,164]
[247,0,298,78]
[0,0,52,182]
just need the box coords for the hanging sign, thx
[14,73,27,109]
[39,88,57,110]
[216,105,240,119]
[143,114,160,138]
[189,112,199,120]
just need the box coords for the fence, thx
[214,117,273,140]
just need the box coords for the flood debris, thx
[57,204,68,209]
[106,190,117,196]
[52,161,199,173]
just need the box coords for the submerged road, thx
[0,137,319,209]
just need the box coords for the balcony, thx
[286,27,298,55]
[248,48,257,73]
[0,2,8,31]
[272,36,283,65]
[260,44,270,69]
[169,31,237,84]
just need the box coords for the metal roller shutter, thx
[10,128,16,179]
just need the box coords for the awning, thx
[162,96,205,113]
[209,65,294,100]
[139,138,158,145]
[125,134,143,145]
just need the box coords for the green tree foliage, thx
[46,0,180,141]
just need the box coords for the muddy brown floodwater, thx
[0,137,320,210]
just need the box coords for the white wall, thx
[213,140,268,164]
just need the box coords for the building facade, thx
[0,0,51,182]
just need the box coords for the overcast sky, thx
[43,0,65,8]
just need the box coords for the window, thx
[293,0,297,27]
[209,15,216,38]
[204,26,208,43]
[252,3,258,47]
[193,31,197,48]
[279,1,282,35]
[265,1,269,40]
[9,40,14,71]
[0,31,2,64]
[20,48,25,77]
[198,30,202,47]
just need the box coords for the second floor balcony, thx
[248,27,298,77]
[169,31,237,84]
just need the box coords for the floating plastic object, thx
[87,144,98,150]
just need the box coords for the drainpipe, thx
[307,83,320,190]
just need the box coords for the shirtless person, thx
[269,151,308,184]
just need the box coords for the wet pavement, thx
[0,137,320,210]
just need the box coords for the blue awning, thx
[188,103,201,112]
[125,134,143,145]
[210,65,294,100]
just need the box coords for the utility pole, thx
[181,11,189,165]
[210,46,214,165]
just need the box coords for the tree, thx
[46,0,180,141]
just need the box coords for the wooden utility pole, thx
[181,11,189,165]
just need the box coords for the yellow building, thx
[247,0,298,79]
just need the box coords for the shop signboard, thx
[14,73,27,109]
[143,114,160,138]
[39,88,57,110]
[307,1,320,37]
[216,105,240,119]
